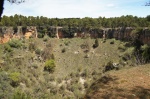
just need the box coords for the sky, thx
[2,0,150,18]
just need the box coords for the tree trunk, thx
[0,0,4,20]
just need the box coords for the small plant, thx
[60,85,65,91]
[84,82,89,89]
[103,61,114,72]
[35,48,42,55]
[44,59,56,73]
[4,44,13,52]
[70,72,75,77]
[57,78,62,83]
[9,72,20,87]
[41,47,53,60]
[110,40,114,44]
[49,75,55,81]
[31,64,38,69]
[13,90,31,99]
[64,40,70,46]
[62,48,66,53]
[81,69,88,78]
[43,37,48,42]
[93,38,99,48]
[92,70,97,75]
[29,42,36,52]
[77,67,82,72]
[38,32,44,38]
[118,45,126,52]
[103,40,106,43]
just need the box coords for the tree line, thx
[0,14,149,28]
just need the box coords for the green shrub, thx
[118,45,126,52]
[38,32,44,38]
[103,61,114,72]
[64,40,70,46]
[8,39,22,48]
[84,82,89,89]
[142,44,150,62]
[44,59,56,73]
[93,39,99,48]
[31,64,38,69]
[41,47,53,60]
[35,48,42,55]
[81,69,88,78]
[29,42,36,52]
[43,36,49,42]
[110,40,114,44]
[103,40,106,43]
[13,90,31,99]
[4,44,13,52]
[0,71,13,98]
[61,48,66,53]
[9,72,20,87]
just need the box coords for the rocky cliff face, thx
[104,27,150,45]
[0,26,37,44]
[53,27,150,45]
[0,26,150,45]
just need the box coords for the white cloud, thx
[107,3,115,7]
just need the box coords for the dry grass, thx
[86,64,150,99]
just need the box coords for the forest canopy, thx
[0,14,149,28]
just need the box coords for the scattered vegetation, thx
[0,36,149,98]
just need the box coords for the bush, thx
[13,90,31,99]
[81,69,88,78]
[43,36,49,42]
[0,71,13,99]
[93,39,99,48]
[84,82,89,89]
[44,59,56,73]
[110,40,114,44]
[4,44,13,52]
[35,48,42,55]
[118,45,126,52]
[9,72,20,87]
[142,44,150,62]
[8,39,22,48]
[41,47,53,60]
[61,48,66,53]
[29,42,36,52]
[64,40,70,46]
[103,61,114,72]
[37,32,44,38]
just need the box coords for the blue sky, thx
[3,0,150,18]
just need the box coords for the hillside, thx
[0,37,150,99]
[85,64,150,99]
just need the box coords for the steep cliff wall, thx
[52,27,150,45]
[0,26,38,43]
[0,26,150,45]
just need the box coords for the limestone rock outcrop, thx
[0,26,38,44]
